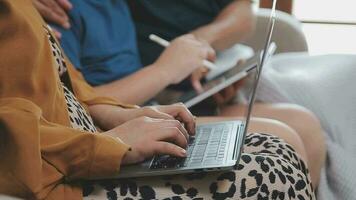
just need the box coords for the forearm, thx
[192,0,256,51]
[94,65,171,105]
[89,104,127,131]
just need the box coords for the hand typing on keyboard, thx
[150,124,230,169]
[150,137,195,169]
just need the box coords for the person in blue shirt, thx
[34,0,257,106]
[54,0,142,86]
[38,0,215,106]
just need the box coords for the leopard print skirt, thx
[82,133,315,200]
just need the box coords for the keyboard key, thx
[150,155,186,169]
[204,160,220,166]
[150,123,233,169]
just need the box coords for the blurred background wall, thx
[258,0,356,55]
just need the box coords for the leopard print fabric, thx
[82,133,315,200]
[44,25,97,133]
[62,84,97,133]
[44,25,68,76]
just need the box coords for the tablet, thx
[206,44,254,80]
[154,43,276,108]
[181,52,258,108]
[155,53,257,107]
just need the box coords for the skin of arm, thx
[192,0,256,51]
[95,1,254,105]
[88,103,196,134]
[93,34,215,105]
[94,64,171,105]
[190,0,256,100]
[88,103,198,164]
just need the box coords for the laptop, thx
[110,1,277,179]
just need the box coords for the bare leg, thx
[219,103,326,187]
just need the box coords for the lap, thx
[82,133,315,200]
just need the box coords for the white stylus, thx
[149,34,217,70]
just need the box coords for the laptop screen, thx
[236,0,277,155]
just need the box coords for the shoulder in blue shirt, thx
[53,0,142,86]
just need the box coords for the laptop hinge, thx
[232,124,244,160]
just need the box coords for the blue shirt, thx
[54,0,142,86]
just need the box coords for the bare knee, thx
[262,105,326,161]
[250,104,325,155]
[265,104,323,133]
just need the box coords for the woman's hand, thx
[190,67,209,93]
[153,34,216,85]
[32,0,72,28]
[33,0,73,38]
[154,104,196,135]
[189,39,215,93]
[106,117,189,165]
[89,104,196,134]
[122,104,196,135]
[213,79,246,105]
[212,60,248,105]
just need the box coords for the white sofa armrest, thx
[243,8,308,53]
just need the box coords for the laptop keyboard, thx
[150,124,231,169]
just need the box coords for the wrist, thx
[121,147,134,165]
[192,28,217,47]
[89,104,127,130]
[107,107,135,128]
[149,63,173,85]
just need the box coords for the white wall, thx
[293,0,356,23]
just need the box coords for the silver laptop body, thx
[111,1,277,179]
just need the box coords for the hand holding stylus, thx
[149,34,217,71]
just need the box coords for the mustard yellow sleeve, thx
[0,1,130,198]
[0,98,129,197]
